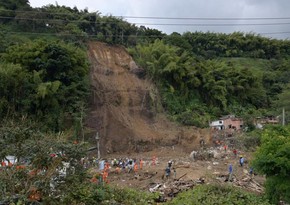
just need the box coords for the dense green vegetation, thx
[129,40,290,127]
[252,125,290,204]
[1,40,89,131]
[1,0,290,128]
[167,184,270,205]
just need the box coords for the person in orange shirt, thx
[102,171,109,184]
[16,165,26,170]
[115,166,121,174]
[1,161,6,167]
[224,144,227,153]
[133,163,138,173]
[139,159,143,170]
[104,161,110,172]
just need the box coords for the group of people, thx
[228,155,254,182]
[90,156,159,185]
[98,158,146,173]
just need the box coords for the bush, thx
[167,184,271,205]
[233,131,262,151]
[252,126,290,204]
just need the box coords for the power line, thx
[1,16,290,27]
[1,9,290,21]
[134,22,290,27]
[4,31,290,37]
[3,31,162,38]
[260,31,290,35]
[120,16,290,21]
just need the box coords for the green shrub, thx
[167,184,271,205]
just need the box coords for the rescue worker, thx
[228,164,233,182]
[200,137,205,149]
[139,159,144,170]
[224,144,227,153]
[233,149,237,158]
[115,166,121,174]
[165,167,171,179]
[239,156,244,167]
[102,171,109,184]
[168,160,173,168]
[134,163,138,173]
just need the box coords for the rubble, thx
[149,178,205,200]
[215,173,264,193]
[190,147,225,161]
[235,176,264,193]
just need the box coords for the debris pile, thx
[215,173,264,193]
[149,178,205,201]
[234,176,264,193]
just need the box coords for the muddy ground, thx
[85,42,264,201]
[86,41,211,154]
[88,145,264,201]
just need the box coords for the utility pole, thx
[95,132,101,159]
[282,108,285,126]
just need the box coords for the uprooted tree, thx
[252,125,290,204]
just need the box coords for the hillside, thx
[1,1,290,203]
[86,42,210,154]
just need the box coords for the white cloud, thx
[28,0,290,39]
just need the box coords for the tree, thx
[0,63,32,117]
[252,125,290,204]
[0,0,30,10]
[167,184,270,205]
[1,39,89,130]
[0,119,89,204]
[273,84,290,124]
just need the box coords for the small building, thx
[210,119,224,130]
[255,116,279,129]
[210,115,244,131]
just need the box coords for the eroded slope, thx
[86,42,209,154]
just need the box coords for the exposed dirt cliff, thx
[86,42,210,155]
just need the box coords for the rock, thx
[130,67,146,79]
[243,169,248,174]
[213,162,219,166]
[189,151,197,160]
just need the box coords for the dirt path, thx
[86,42,210,155]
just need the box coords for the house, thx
[210,115,244,131]
[255,116,279,129]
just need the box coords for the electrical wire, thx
[1,16,290,27]
[3,31,290,38]
[0,9,289,38]
[1,9,290,21]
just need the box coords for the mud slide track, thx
[86,42,207,155]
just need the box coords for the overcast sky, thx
[29,0,290,39]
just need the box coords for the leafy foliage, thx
[0,119,89,204]
[167,184,271,205]
[252,126,290,204]
[0,39,89,130]
[129,39,286,126]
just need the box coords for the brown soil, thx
[86,41,211,155]
[85,42,265,196]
